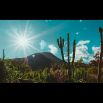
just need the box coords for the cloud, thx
[92,46,100,55]
[39,40,47,50]
[77,40,90,46]
[63,40,101,63]
[70,40,91,63]
[63,40,91,63]
[64,54,68,61]
[48,44,58,54]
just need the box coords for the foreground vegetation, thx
[0,59,103,83]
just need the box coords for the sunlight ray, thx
[28,22,65,40]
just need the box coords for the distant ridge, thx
[13,52,63,70]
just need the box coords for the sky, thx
[0,20,102,63]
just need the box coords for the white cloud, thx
[92,46,100,55]
[39,40,47,50]
[63,40,100,63]
[48,44,58,54]
[70,40,91,63]
[64,54,68,61]
[77,40,90,46]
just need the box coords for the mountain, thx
[13,52,63,70]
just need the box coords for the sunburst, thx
[8,21,39,57]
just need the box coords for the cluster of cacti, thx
[57,33,76,81]
[57,37,65,61]
[98,27,103,83]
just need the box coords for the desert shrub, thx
[48,64,69,83]
[73,67,87,83]
[3,60,32,83]
[4,61,22,83]
[87,67,97,74]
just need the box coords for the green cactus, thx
[67,33,72,80]
[98,27,103,83]
[3,49,5,61]
[57,36,65,61]
[72,40,76,65]
[72,39,76,78]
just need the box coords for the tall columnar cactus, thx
[67,33,71,80]
[72,40,76,65]
[3,49,5,61]
[72,39,76,78]
[57,36,65,61]
[98,27,103,83]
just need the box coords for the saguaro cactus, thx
[3,49,5,61]
[72,39,76,66]
[57,36,65,61]
[98,27,103,83]
[67,33,72,80]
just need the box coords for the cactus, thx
[57,33,76,81]
[57,36,65,61]
[72,39,76,78]
[67,33,72,80]
[3,49,5,61]
[98,27,103,83]
[72,39,76,65]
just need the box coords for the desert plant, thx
[67,33,72,81]
[73,67,87,82]
[71,39,76,78]
[57,36,65,61]
[72,39,76,65]
[98,27,103,83]
[3,49,5,60]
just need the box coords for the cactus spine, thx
[57,36,65,61]
[98,27,103,83]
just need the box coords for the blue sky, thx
[0,20,102,63]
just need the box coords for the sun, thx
[8,21,40,57]
[16,35,29,48]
